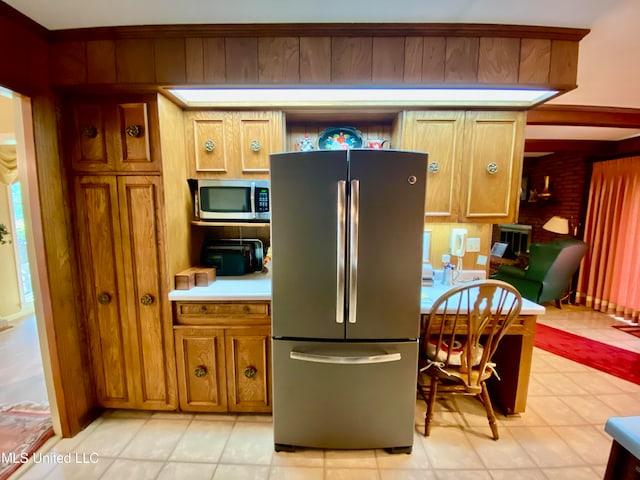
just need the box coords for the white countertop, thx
[168,272,272,301]
[169,273,545,315]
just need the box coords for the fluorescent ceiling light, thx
[168,87,557,108]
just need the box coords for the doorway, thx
[0,88,49,408]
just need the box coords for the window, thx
[10,182,33,304]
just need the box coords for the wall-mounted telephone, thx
[450,228,468,257]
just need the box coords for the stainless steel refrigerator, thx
[270,149,427,453]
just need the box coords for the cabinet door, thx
[74,176,133,407]
[69,102,112,173]
[460,111,525,223]
[68,99,160,173]
[118,175,177,410]
[399,111,464,222]
[235,111,284,178]
[184,111,233,177]
[174,327,228,412]
[111,102,160,172]
[225,326,271,412]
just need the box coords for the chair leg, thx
[480,382,499,440]
[425,377,438,437]
[555,299,562,309]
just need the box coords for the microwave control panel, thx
[257,188,270,213]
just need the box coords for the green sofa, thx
[491,239,588,306]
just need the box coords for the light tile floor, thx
[8,304,640,479]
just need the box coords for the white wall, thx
[0,95,21,318]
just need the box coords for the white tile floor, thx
[10,305,640,480]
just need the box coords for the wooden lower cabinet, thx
[74,174,177,410]
[174,325,272,413]
[174,327,228,412]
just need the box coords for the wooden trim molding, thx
[50,23,590,41]
[529,104,640,129]
[525,139,615,154]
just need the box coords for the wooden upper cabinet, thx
[68,97,161,173]
[185,111,232,174]
[459,111,525,223]
[236,112,282,175]
[185,110,284,178]
[70,102,110,171]
[399,111,465,222]
[398,110,524,223]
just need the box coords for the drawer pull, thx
[140,294,154,305]
[200,306,208,313]
[194,366,207,378]
[242,305,250,313]
[97,292,111,305]
[244,366,257,378]
[486,162,499,175]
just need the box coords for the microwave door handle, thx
[250,182,256,218]
[336,180,346,324]
[348,179,359,324]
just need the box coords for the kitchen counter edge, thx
[168,274,545,315]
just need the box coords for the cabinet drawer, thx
[175,301,271,325]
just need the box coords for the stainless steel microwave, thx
[188,179,270,222]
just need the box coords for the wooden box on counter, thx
[175,267,216,290]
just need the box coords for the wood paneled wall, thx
[48,24,587,91]
[0,2,50,95]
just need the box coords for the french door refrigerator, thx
[270,149,427,453]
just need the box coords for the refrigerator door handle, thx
[336,180,347,324]
[290,351,401,365]
[348,179,360,324]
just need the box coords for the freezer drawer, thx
[272,339,418,451]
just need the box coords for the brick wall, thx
[518,153,592,244]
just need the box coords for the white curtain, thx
[0,144,18,185]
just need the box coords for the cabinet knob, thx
[486,162,499,175]
[242,305,250,313]
[204,139,216,152]
[81,125,98,138]
[125,124,142,137]
[194,366,207,378]
[428,162,440,173]
[200,305,208,313]
[250,140,261,152]
[97,292,111,305]
[244,366,257,379]
[140,294,154,305]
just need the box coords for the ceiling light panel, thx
[168,88,557,108]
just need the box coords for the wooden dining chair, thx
[417,279,523,440]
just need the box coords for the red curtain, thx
[576,157,640,321]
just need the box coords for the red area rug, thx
[534,323,640,386]
[0,403,53,480]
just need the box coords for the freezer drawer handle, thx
[348,179,360,324]
[336,180,346,324]
[290,351,401,365]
